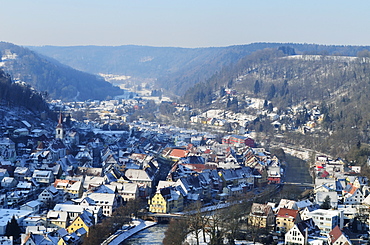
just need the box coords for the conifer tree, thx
[5,216,21,241]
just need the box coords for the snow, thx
[185,229,263,245]
[102,219,157,245]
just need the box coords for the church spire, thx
[56,112,64,140]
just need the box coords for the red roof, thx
[321,170,329,178]
[169,149,189,158]
[329,226,343,243]
[348,184,358,195]
[277,208,299,219]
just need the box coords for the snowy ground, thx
[185,230,263,245]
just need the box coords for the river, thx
[123,224,168,245]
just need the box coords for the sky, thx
[1,0,370,48]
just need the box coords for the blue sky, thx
[1,0,369,48]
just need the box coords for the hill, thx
[0,42,123,101]
[29,43,370,96]
[0,68,49,112]
[182,47,370,157]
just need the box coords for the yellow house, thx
[57,227,87,245]
[149,192,167,213]
[149,186,184,213]
[248,203,275,228]
[67,211,94,236]
[47,210,69,229]
[276,208,301,232]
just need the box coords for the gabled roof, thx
[295,199,313,209]
[278,199,297,210]
[277,208,299,219]
[295,218,320,236]
[328,225,344,243]
[250,203,272,216]
[125,169,153,181]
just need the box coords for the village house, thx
[54,203,103,225]
[38,185,62,206]
[328,225,352,245]
[0,138,16,162]
[76,192,119,217]
[148,186,184,213]
[306,209,344,234]
[248,203,275,228]
[20,200,42,214]
[66,210,94,236]
[124,168,155,198]
[110,182,139,201]
[222,135,255,147]
[32,170,54,186]
[54,179,84,199]
[46,210,69,229]
[276,208,301,232]
[284,218,322,245]
[14,166,31,181]
[1,176,17,189]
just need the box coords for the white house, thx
[76,193,119,217]
[306,209,344,234]
[32,170,54,185]
[38,186,61,205]
[285,218,321,245]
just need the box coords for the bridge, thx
[283,182,315,187]
[141,213,184,223]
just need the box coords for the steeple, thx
[56,113,64,140]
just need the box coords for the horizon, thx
[7,41,370,50]
[1,1,370,48]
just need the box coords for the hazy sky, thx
[1,0,369,48]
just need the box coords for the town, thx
[0,96,368,245]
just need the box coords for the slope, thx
[29,43,370,96]
[0,42,123,101]
[182,48,370,157]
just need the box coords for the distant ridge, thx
[29,43,370,96]
[0,42,123,101]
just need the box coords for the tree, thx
[5,216,21,241]
[186,201,205,245]
[163,219,188,245]
[320,195,331,209]
[254,80,260,95]
[267,84,276,100]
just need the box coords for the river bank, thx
[102,219,157,245]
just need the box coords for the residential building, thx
[328,225,352,245]
[32,170,54,185]
[306,209,344,234]
[38,186,61,205]
[148,186,184,213]
[78,193,119,217]
[248,203,275,228]
[47,210,69,229]
[276,208,301,232]
[284,218,321,245]
[66,210,94,236]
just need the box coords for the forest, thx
[30,43,370,97]
[0,42,123,101]
[0,69,49,112]
[181,47,370,160]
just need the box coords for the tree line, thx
[0,69,49,112]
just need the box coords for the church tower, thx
[56,113,64,140]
